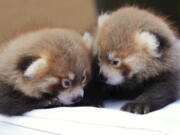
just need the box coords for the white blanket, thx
[0,100,180,135]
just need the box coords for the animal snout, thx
[72,95,83,103]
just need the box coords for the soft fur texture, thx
[82,6,180,114]
[0,28,92,115]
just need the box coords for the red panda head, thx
[1,28,92,105]
[95,7,178,86]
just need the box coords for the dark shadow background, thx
[95,0,180,27]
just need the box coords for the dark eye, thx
[112,60,119,65]
[111,58,121,66]
[62,79,72,88]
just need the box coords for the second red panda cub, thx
[0,28,92,115]
[94,7,180,114]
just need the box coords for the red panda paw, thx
[40,97,62,108]
[121,102,151,114]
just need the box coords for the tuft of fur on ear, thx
[98,13,110,27]
[136,31,162,57]
[83,32,93,50]
[23,58,46,79]
[18,56,38,72]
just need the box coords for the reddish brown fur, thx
[96,6,180,81]
[0,28,92,98]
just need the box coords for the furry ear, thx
[83,32,93,50]
[18,56,46,79]
[98,13,110,27]
[136,31,166,57]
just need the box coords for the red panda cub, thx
[0,28,92,115]
[94,6,180,114]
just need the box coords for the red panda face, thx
[45,54,90,105]
[97,31,167,86]
[37,71,87,105]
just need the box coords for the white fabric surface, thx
[0,100,180,135]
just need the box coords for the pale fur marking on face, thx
[37,77,59,90]
[98,13,110,27]
[43,77,59,84]
[24,58,46,78]
[58,87,84,105]
[124,55,144,76]
[136,31,161,57]
[68,73,75,80]
[100,64,124,85]
[108,52,116,60]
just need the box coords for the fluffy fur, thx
[0,28,92,115]
[83,6,180,114]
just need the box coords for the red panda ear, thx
[136,31,164,58]
[18,56,38,72]
[98,13,110,27]
[18,57,47,79]
[149,32,168,54]
[83,32,93,51]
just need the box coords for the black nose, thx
[72,96,83,103]
[99,73,107,82]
